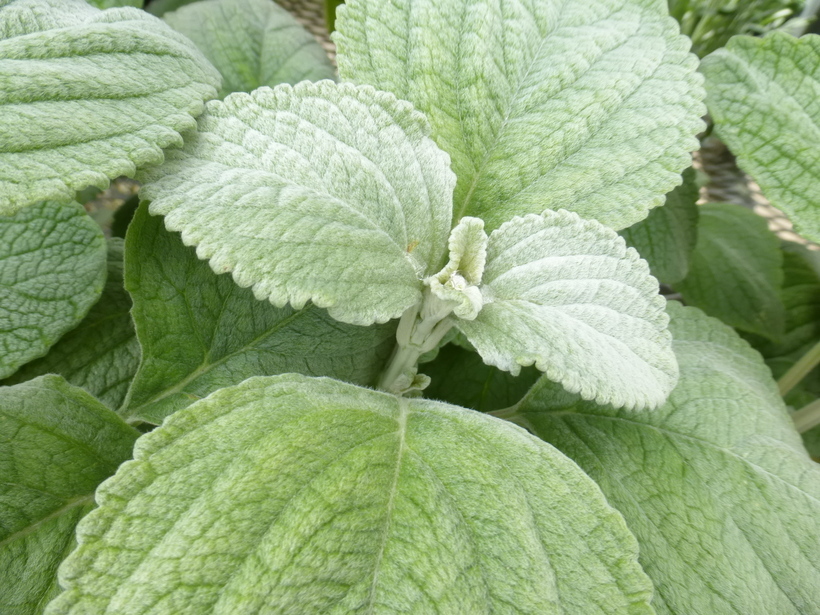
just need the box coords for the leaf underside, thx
[518,302,820,614]
[48,374,653,615]
[0,200,107,379]
[0,0,220,215]
[140,80,455,326]
[335,0,705,231]
[0,376,138,615]
[701,32,820,242]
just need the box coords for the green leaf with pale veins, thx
[676,203,785,340]
[3,239,140,410]
[620,167,699,285]
[516,302,820,615]
[0,201,107,379]
[48,374,654,615]
[0,375,138,615]
[334,0,705,231]
[121,202,397,424]
[0,0,220,215]
[164,0,335,99]
[456,210,678,410]
[140,81,455,326]
[701,32,820,242]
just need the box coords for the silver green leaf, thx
[0,376,138,615]
[140,80,455,326]
[516,302,820,614]
[48,374,653,614]
[701,32,820,242]
[0,200,107,379]
[619,167,699,285]
[456,210,678,410]
[121,202,396,424]
[2,239,140,409]
[676,203,785,340]
[0,0,220,215]
[164,0,335,99]
[335,0,705,231]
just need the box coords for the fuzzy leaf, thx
[456,210,678,410]
[701,33,820,242]
[0,376,138,615]
[517,302,820,614]
[3,239,140,409]
[335,0,705,231]
[140,81,455,326]
[121,203,397,424]
[620,167,699,285]
[0,0,220,215]
[0,201,107,379]
[49,374,653,614]
[164,0,335,99]
[676,203,785,340]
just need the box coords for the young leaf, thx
[140,81,455,326]
[335,0,705,231]
[676,203,785,340]
[620,167,700,285]
[0,0,220,215]
[516,302,820,614]
[2,239,140,410]
[0,376,138,615]
[0,201,106,379]
[48,374,653,614]
[701,32,820,242]
[164,0,335,99]
[456,210,678,410]
[121,203,396,424]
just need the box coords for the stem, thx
[791,399,820,433]
[778,339,820,397]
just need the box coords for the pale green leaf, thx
[140,80,455,326]
[619,167,699,285]
[0,376,138,615]
[335,0,705,231]
[516,302,820,614]
[85,0,142,8]
[49,374,653,614]
[424,343,541,413]
[456,210,678,410]
[676,203,785,339]
[0,201,106,379]
[121,203,397,424]
[3,239,140,409]
[165,0,335,99]
[0,0,221,215]
[701,32,820,242]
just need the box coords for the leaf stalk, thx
[778,338,820,397]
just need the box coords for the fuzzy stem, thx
[778,339,820,397]
[792,399,820,434]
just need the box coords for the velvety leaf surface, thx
[676,203,785,339]
[0,201,106,379]
[517,302,820,614]
[3,239,140,409]
[620,167,699,285]
[335,0,705,231]
[0,0,220,215]
[165,0,335,99]
[0,376,138,615]
[49,374,653,614]
[140,81,455,326]
[456,210,678,410]
[122,203,396,424]
[423,344,540,412]
[701,32,820,242]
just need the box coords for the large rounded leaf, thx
[0,0,220,215]
[335,0,705,230]
[48,375,653,614]
[140,81,456,326]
